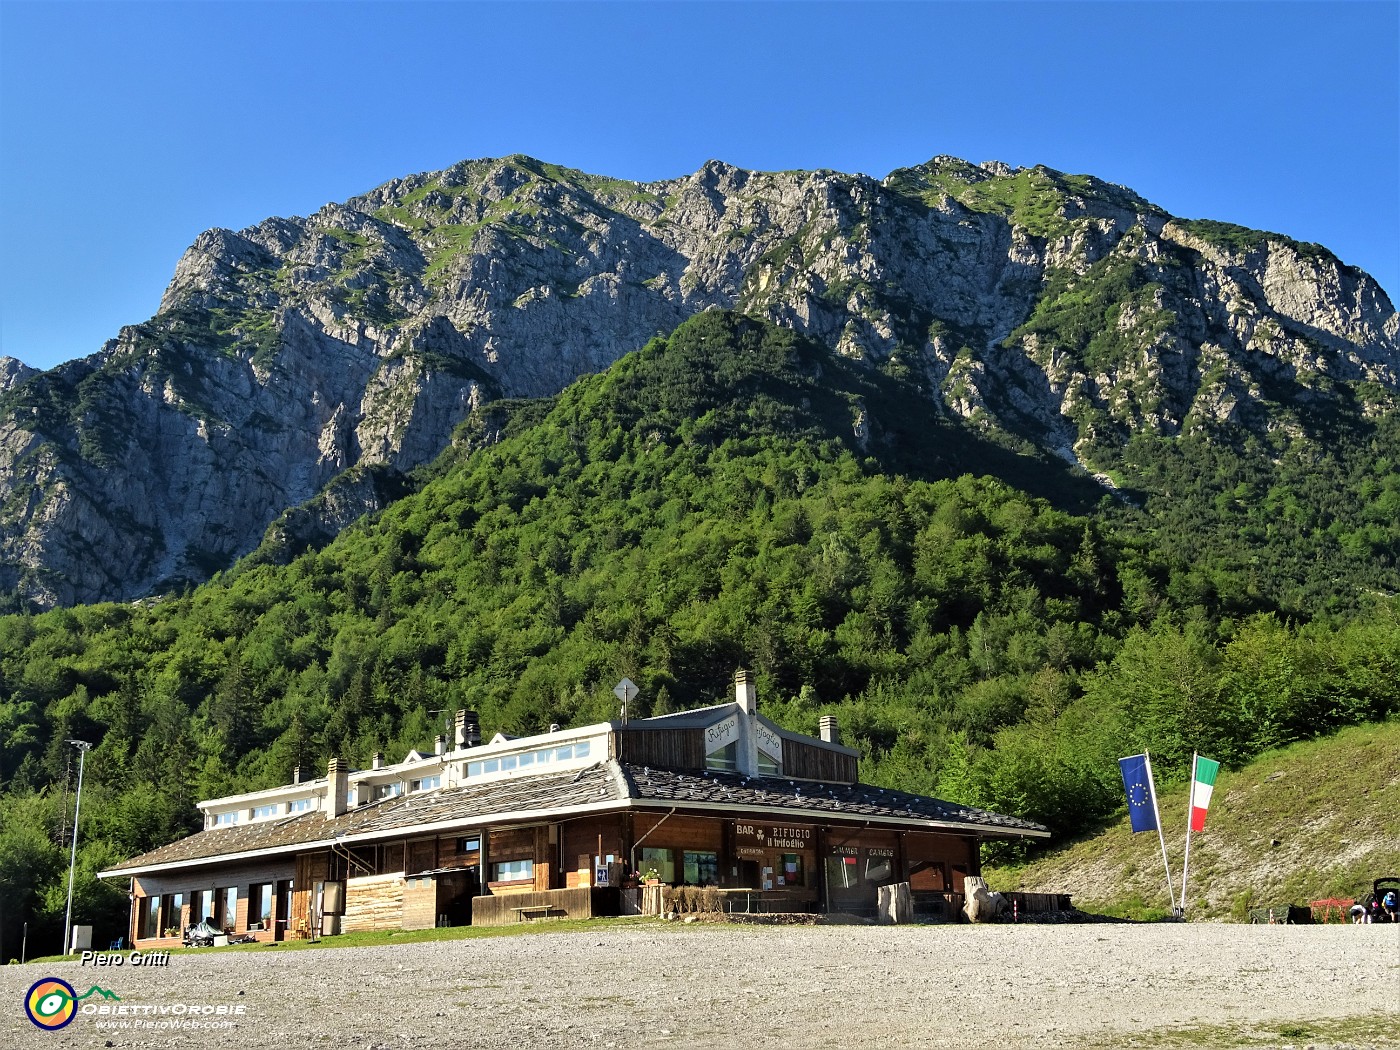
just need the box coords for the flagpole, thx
[1144,752,1175,912]
[1179,752,1197,917]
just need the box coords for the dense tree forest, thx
[1,312,1397,957]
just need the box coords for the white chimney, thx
[434,735,447,756]
[819,716,840,746]
[372,751,384,770]
[292,764,301,785]
[734,669,756,716]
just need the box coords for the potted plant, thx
[641,867,662,885]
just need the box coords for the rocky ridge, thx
[1,154,1396,607]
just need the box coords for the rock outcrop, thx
[0,154,1395,607]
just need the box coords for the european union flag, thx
[1119,753,1159,834]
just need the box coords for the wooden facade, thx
[613,728,705,769]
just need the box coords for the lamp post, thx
[62,739,92,956]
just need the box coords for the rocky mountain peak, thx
[0,153,1394,609]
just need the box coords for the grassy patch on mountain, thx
[987,720,1400,920]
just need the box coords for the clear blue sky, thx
[2,1,1396,371]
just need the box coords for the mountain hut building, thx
[99,672,1049,942]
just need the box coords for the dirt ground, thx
[4,920,1398,1049]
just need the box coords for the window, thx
[289,797,314,813]
[640,847,674,883]
[491,859,534,882]
[780,853,806,887]
[192,889,214,925]
[161,893,183,935]
[248,883,273,930]
[457,835,480,854]
[138,896,161,939]
[683,851,719,886]
[757,750,781,776]
[213,887,235,930]
[213,811,238,827]
[465,739,596,778]
[252,803,279,819]
[410,775,441,792]
[372,782,403,800]
[705,742,738,771]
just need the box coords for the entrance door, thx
[274,880,293,940]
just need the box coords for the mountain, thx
[0,154,1395,608]
[2,311,1398,960]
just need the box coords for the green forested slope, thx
[1,311,1398,955]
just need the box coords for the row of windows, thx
[466,739,592,778]
[705,742,780,775]
[213,796,317,826]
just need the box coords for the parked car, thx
[1360,877,1400,923]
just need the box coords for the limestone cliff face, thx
[1,154,1395,607]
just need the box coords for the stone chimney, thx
[734,669,756,716]
[455,710,482,749]
[819,715,841,746]
[327,757,348,819]
[372,751,384,770]
[434,734,447,756]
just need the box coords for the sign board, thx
[704,714,740,754]
[733,822,814,850]
[755,722,783,761]
[594,866,610,887]
[613,678,638,704]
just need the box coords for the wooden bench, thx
[510,905,566,922]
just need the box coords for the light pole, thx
[62,739,92,956]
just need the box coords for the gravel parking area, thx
[5,920,1397,1049]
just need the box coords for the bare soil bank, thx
[5,921,1397,1049]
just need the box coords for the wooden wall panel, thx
[562,817,625,885]
[470,888,615,927]
[783,740,857,784]
[633,813,723,851]
[407,838,437,875]
[614,728,705,770]
[341,874,404,932]
[401,876,437,931]
[489,826,537,858]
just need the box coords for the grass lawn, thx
[23,915,666,965]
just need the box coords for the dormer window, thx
[213,811,238,827]
[705,742,739,771]
[252,803,280,820]
[410,775,441,792]
[289,797,314,813]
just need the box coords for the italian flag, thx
[1189,755,1221,832]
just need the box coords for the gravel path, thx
[5,921,1397,1049]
